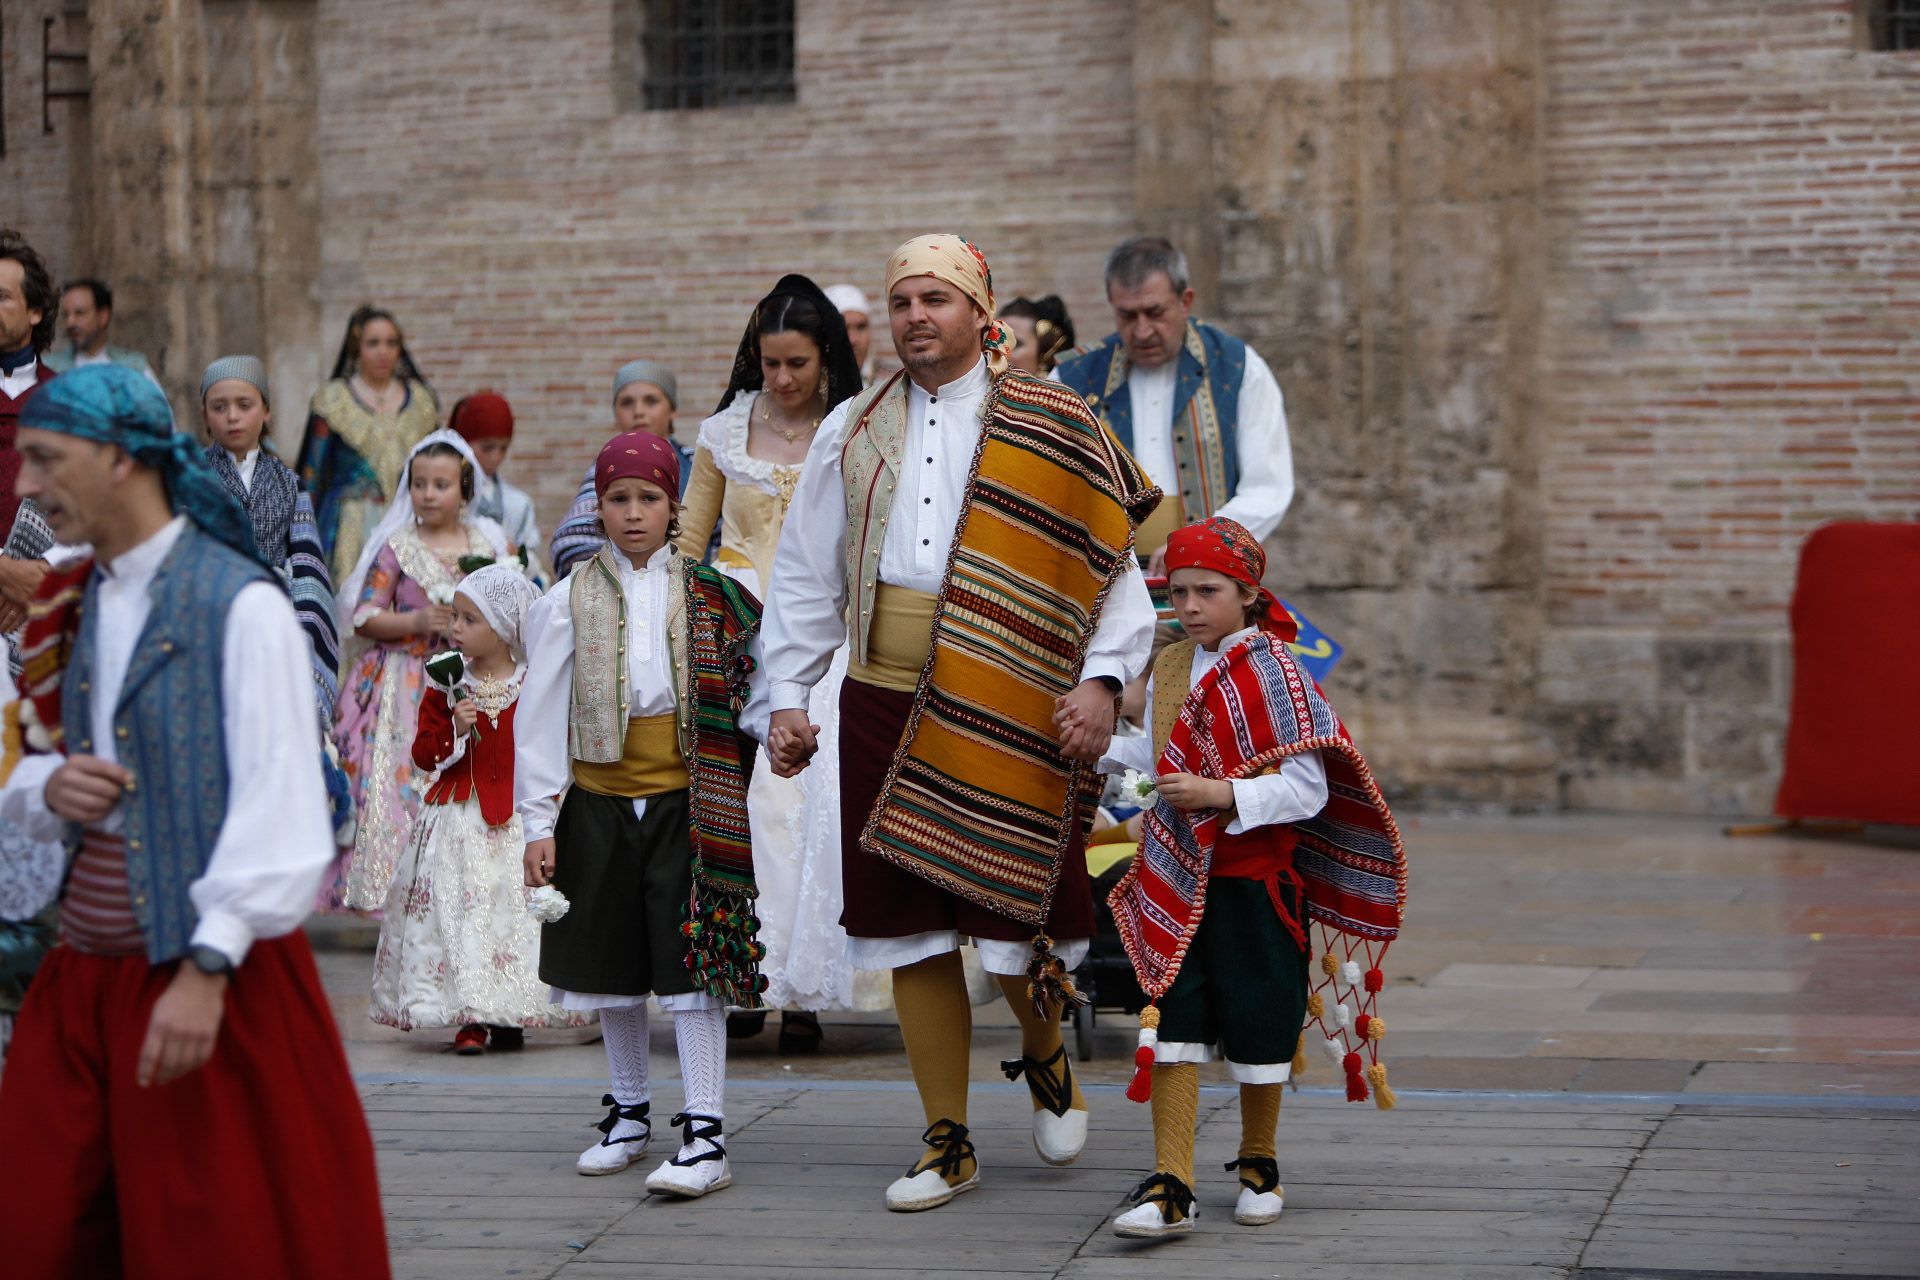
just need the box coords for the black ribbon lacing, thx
[1001,1044,1075,1118]
[594,1095,652,1147]
[1223,1155,1281,1195]
[667,1112,727,1167]
[907,1119,976,1181]
[1128,1171,1196,1222]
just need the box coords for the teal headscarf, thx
[17,364,262,564]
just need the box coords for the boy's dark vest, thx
[62,524,272,963]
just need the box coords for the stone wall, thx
[2,0,88,308]
[1210,0,1557,807]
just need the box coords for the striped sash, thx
[59,831,146,956]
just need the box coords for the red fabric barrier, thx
[1774,522,1920,826]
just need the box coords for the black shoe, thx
[726,1009,768,1039]
[487,1025,525,1051]
[778,1010,823,1053]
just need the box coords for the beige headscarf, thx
[882,234,1014,377]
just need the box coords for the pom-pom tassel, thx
[1365,1061,1397,1110]
[1126,1006,1161,1104]
[1290,1041,1309,1080]
[1342,1050,1368,1103]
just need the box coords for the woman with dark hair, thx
[676,275,871,1049]
[1000,295,1077,376]
[297,304,440,587]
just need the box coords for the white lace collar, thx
[696,393,803,497]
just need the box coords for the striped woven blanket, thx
[859,372,1159,928]
[1111,631,1406,999]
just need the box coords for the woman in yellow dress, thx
[297,304,440,588]
[676,275,866,1050]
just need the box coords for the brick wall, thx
[311,0,1137,529]
[1537,0,1920,810]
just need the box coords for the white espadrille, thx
[576,1096,651,1176]
[644,1113,732,1199]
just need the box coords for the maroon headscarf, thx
[594,429,681,503]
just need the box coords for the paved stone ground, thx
[318,814,1920,1278]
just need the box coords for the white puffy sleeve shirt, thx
[0,517,334,965]
[747,358,1157,741]
[513,543,681,842]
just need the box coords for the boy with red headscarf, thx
[514,430,763,1199]
[1097,515,1407,1242]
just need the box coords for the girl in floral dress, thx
[332,430,506,911]
[368,564,588,1050]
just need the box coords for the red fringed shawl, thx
[1108,631,1408,1104]
[1,558,94,781]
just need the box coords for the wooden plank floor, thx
[361,1081,1920,1279]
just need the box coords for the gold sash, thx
[847,583,938,692]
[570,713,688,798]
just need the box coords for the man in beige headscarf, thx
[747,235,1161,1211]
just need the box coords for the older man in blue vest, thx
[0,365,388,1277]
[1056,236,1296,575]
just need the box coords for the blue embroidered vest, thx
[62,524,272,964]
[1056,319,1247,519]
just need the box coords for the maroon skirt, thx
[837,676,1094,943]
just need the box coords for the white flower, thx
[528,885,571,924]
[426,583,457,606]
[1120,768,1158,801]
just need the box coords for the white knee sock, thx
[673,1005,728,1154]
[601,1005,651,1141]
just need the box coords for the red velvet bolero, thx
[411,687,517,827]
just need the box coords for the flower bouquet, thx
[528,884,571,923]
[424,649,467,705]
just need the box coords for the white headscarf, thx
[456,563,540,663]
[334,428,508,634]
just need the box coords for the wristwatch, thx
[188,944,234,977]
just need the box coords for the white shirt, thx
[749,357,1156,734]
[1098,626,1328,835]
[0,359,43,401]
[0,517,334,964]
[228,447,260,493]
[483,473,542,554]
[1056,341,1295,541]
[70,345,168,398]
[514,542,679,842]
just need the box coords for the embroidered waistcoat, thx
[836,370,960,665]
[61,525,271,964]
[1056,319,1247,518]
[567,544,690,763]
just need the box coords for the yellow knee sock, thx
[1239,1082,1282,1165]
[1150,1063,1199,1206]
[892,951,975,1184]
[993,974,1088,1112]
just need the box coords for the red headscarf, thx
[1162,516,1297,642]
[595,429,681,504]
[450,391,514,441]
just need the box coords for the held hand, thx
[1155,772,1235,813]
[524,837,556,888]
[137,964,227,1088]
[44,755,133,824]
[0,598,24,633]
[766,709,820,778]
[1051,679,1118,763]
[452,698,479,734]
[418,605,455,636]
[0,557,48,604]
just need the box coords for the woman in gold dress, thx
[676,275,865,1050]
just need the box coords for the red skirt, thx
[0,933,390,1279]
[837,676,1094,943]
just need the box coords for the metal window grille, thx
[1868,0,1920,50]
[640,0,795,111]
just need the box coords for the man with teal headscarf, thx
[0,365,390,1276]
